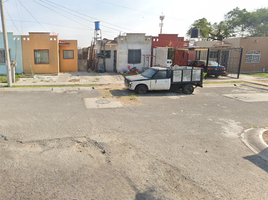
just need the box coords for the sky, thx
[2,0,268,47]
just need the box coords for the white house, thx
[115,33,152,73]
[95,33,152,73]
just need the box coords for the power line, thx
[97,0,184,21]
[31,0,94,30]
[6,19,92,30]
[4,6,21,34]
[40,0,135,32]
[17,0,47,31]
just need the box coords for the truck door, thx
[150,70,171,90]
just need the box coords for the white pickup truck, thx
[124,66,203,94]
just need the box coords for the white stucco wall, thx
[116,33,152,73]
[153,47,168,67]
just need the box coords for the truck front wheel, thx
[182,84,194,94]
[135,85,148,94]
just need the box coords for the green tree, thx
[247,8,268,36]
[225,7,268,37]
[209,21,232,41]
[187,18,212,40]
[224,7,250,37]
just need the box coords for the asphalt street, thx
[1,83,268,199]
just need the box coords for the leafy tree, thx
[188,7,268,40]
[224,7,250,37]
[209,21,232,41]
[225,7,268,37]
[247,8,268,36]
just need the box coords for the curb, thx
[241,128,268,162]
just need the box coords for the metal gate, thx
[187,47,243,79]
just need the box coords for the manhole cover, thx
[96,99,110,104]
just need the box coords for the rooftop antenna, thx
[159,13,165,34]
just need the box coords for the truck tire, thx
[135,85,148,94]
[182,84,194,94]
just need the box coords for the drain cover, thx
[96,99,110,104]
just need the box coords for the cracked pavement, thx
[1,83,268,199]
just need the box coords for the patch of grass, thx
[0,75,7,83]
[251,73,268,78]
[99,89,113,98]
[128,94,138,101]
[0,74,33,83]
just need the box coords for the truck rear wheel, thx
[135,85,148,94]
[182,84,194,94]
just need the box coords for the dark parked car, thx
[188,60,226,78]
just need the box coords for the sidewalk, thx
[1,72,268,89]
[0,71,125,88]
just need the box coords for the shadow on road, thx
[110,89,187,97]
[244,148,268,174]
[135,192,158,200]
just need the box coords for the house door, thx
[113,50,117,72]
[221,50,229,70]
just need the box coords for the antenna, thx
[159,13,165,34]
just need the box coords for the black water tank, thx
[191,27,199,38]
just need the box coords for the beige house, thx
[224,37,268,72]
[194,37,268,72]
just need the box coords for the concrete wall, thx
[116,33,152,73]
[21,32,59,74]
[0,32,23,74]
[59,40,78,72]
[153,48,168,66]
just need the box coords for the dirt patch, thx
[262,131,268,145]
[118,96,141,106]
[99,89,140,106]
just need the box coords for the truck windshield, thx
[141,68,157,78]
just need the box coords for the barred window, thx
[34,49,49,64]
[100,50,111,58]
[63,50,74,59]
[128,49,141,64]
[209,51,218,58]
[0,49,5,63]
[245,50,261,63]
[0,49,11,63]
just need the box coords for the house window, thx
[100,50,111,58]
[0,49,10,63]
[34,49,49,64]
[63,50,74,59]
[0,49,6,63]
[128,49,141,64]
[245,50,261,63]
[209,51,218,58]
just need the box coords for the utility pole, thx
[0,0,12,87]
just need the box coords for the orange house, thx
[21,32,59,74]
[59,40,78,72]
